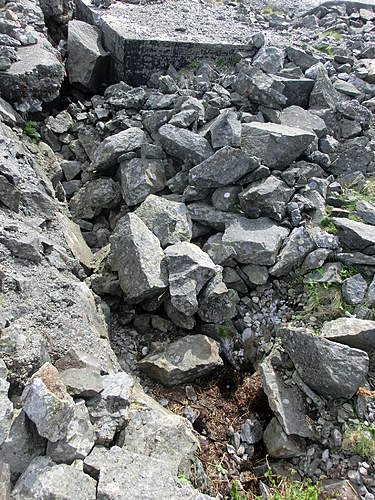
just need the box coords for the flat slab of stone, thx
[321,318,375,353]
[75,0,255,84]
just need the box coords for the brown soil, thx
[153,367,273,498]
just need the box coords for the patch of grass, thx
[320,29,344,41]
[316,44,334,57]
[24,121,41,143]
[320,216,337,235]
[230,480,249,499]
[348,214,361,222]
[262,6,283,16]
[186,60,200,72]
[340,266,358,279]
[261,463,322,500]
[342,423,375,461]
[178,474,191,485]
[302,281,353,322]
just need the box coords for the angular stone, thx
[60,368,103,398]
[46,111,73,135]
[0,378,13,447]
[253,46,284,74]
[355,200,375,226]
[239,175,293,221]
[309,63,343,110]
[342,274,367,306]
[222,217,289,266]
[69,178,121,220]
[22,363,75,443]
[138,335,223,386]
[83,445,108,480]
[187,202,238,231]
[11,457,96,500]
[110,213,168,303]
[47,400,95,464]
[197,272,238,324]
[86,372,134,445]
[135,194,192,248]
[235,69,287,109]
[91,128,145,172]
[158,124,213,166]
[165,242,217,317]
[280,106,327,138]
[0,96,24,127]
[207,109,241,149]
[241,122,315,169]
[189,146,258,188]
[0,462,10,500]
[278,326,369,399]
[270,226,315,277]
[0,175,20,212]
[333,217,375,252]
[55,348,101,373]
[120,158,166,206]
[211,186,242,213]
[321,318,375,353]
[274,75,315,108]
[68,20,108,93]
[263,417,305,459]
[240,415,263,445]
[300,248,331,274]
[286,46,319,72]
[203,233,237,267]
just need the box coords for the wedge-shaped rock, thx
[198,272,238,324]
[207,109,241,149]
[47,400,95,464]
[321,318,375,353]
[67,20,109,93]
[165,242,217,317]
[189,146,258,188]
[333,217,375,252]
[159,124,213,166]
[263,417,305,459]
[69,178,121,220]
[278,326,369,399]
[21,363,75,443]
[280,106,327,137]
[90,128,145,172]
[222,217,289,266]
[309,63,343,110]
[0,378,13,447]
[135,194,192,248]
[11,457,96,500]
[241,122,315,169]
[270,226,315,277]
[60,367,103,398]
[138,335,223,386]
[120,158,166,206]
[110,213,168,303]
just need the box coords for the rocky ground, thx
[1,0,375,499]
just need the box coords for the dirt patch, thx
[153,367,273,497]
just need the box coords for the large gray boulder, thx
[110,213,168,303]
[165,242,217,317]
[279,106,327,137]
[309,63,344,110]
[278,327,369,399]
[333,217,375,252]
[69,178,121,220]
[138,335,223,386]
[158,124,213,166]
[342,274,367,305]
[11,457,96,500]
[135,195,192,248]
[206,109,241,149]
[189,146,258,188]
[67,20,109,93]
[120,158,166,206]
[222,217,289,266]
[321,318,375,353]
[270,226,315,277]
[241,122,315,169]
[21,363,75,443]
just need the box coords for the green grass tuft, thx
[24,121,41,143]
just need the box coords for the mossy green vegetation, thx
[320,216,337,235]
[342,423,375,461]
[24,121,41,143]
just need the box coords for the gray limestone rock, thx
[60,368,103,398]
[222,217,289,266]
[203,233,237,267]
[356,199,375,225]
[187,202,238,231]
[135,194,192,248]
[278,326,369,399]
[197,272,238,324]
[263,417,305,459]
[309,63,343,110]
[333,217,375,252]
[286,46,319,72]
[280,106,327,138]
[0,462,10,500]
[69,178,121,220]
[189,146,258,188]
[300,248,332,274]
[21,363,75,443]
[0,378,13,447]
[270,226,315,277]
[253,46,284,74]
[46,111,73,135]
[234,68,287,109]
[342,274,368,306]
[138,334,223,386]
[165,242,217,317]
[207,109,241,149]
[67,20,109,93]
[211,186,242,213]
[241,122,315,169]
[120,158,166,206]
[321,318,375,353]
[110,213,168,303]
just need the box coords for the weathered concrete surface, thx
[75,0,255,85]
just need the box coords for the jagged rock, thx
[189,146,258,188]
[69,178,121,220]
[279,106,327,137]
[263,417,305,459]
[309,63,343,110]
[187,202,238,231]
[0,410,45,482]
[253,46,284,74]
[211,186,242,212]
[222,217,289,266]
[110,213,168,303]
[235,68,287,109]
[270,227,315,277]
[11,457,96,500]
[259,351,315,439]
[286,46,318,72]
[342,274,368,305]
[321,318,375,353]
[207,109,241,149]
[203,233,237,267]
[120,158,166,206]
[83,445,108,479]
[60,368,103,398]
[197,272,238,324]
[240,415,263,445]
[274,75,315,107]
[135,194,192,248]
[138,335,223,386]
[47,400,95,464]
[86,372,134,445]
[333,217,375,252]
[90,128,146,172]
[241,122,315,169]
[67,20,109,93]
[21,363,75,443]
[55,348,101,373]
[239,175,293,221]
[46,111,73,135]
[356,199,375,225]
[300,248,332,274]
[0,378,13,447]
[278,326,369,399]
[0,174,20,212]
[165,242,217,317]
[158,124,213,166]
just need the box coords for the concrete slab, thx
[75,0,255,85]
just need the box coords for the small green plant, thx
[320,29,344,41]
[186,60,200,72]
[320,216,337,235]
[302,281,352,322]
[342,423,375,461]
[24,121,41,143]
[340,266,358,279]
[348,214,361,222]
[230,480,249,500]
[262,6,283,16]
[178,474,191,485]
[214,463,228,475]
[316,44,334,57]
